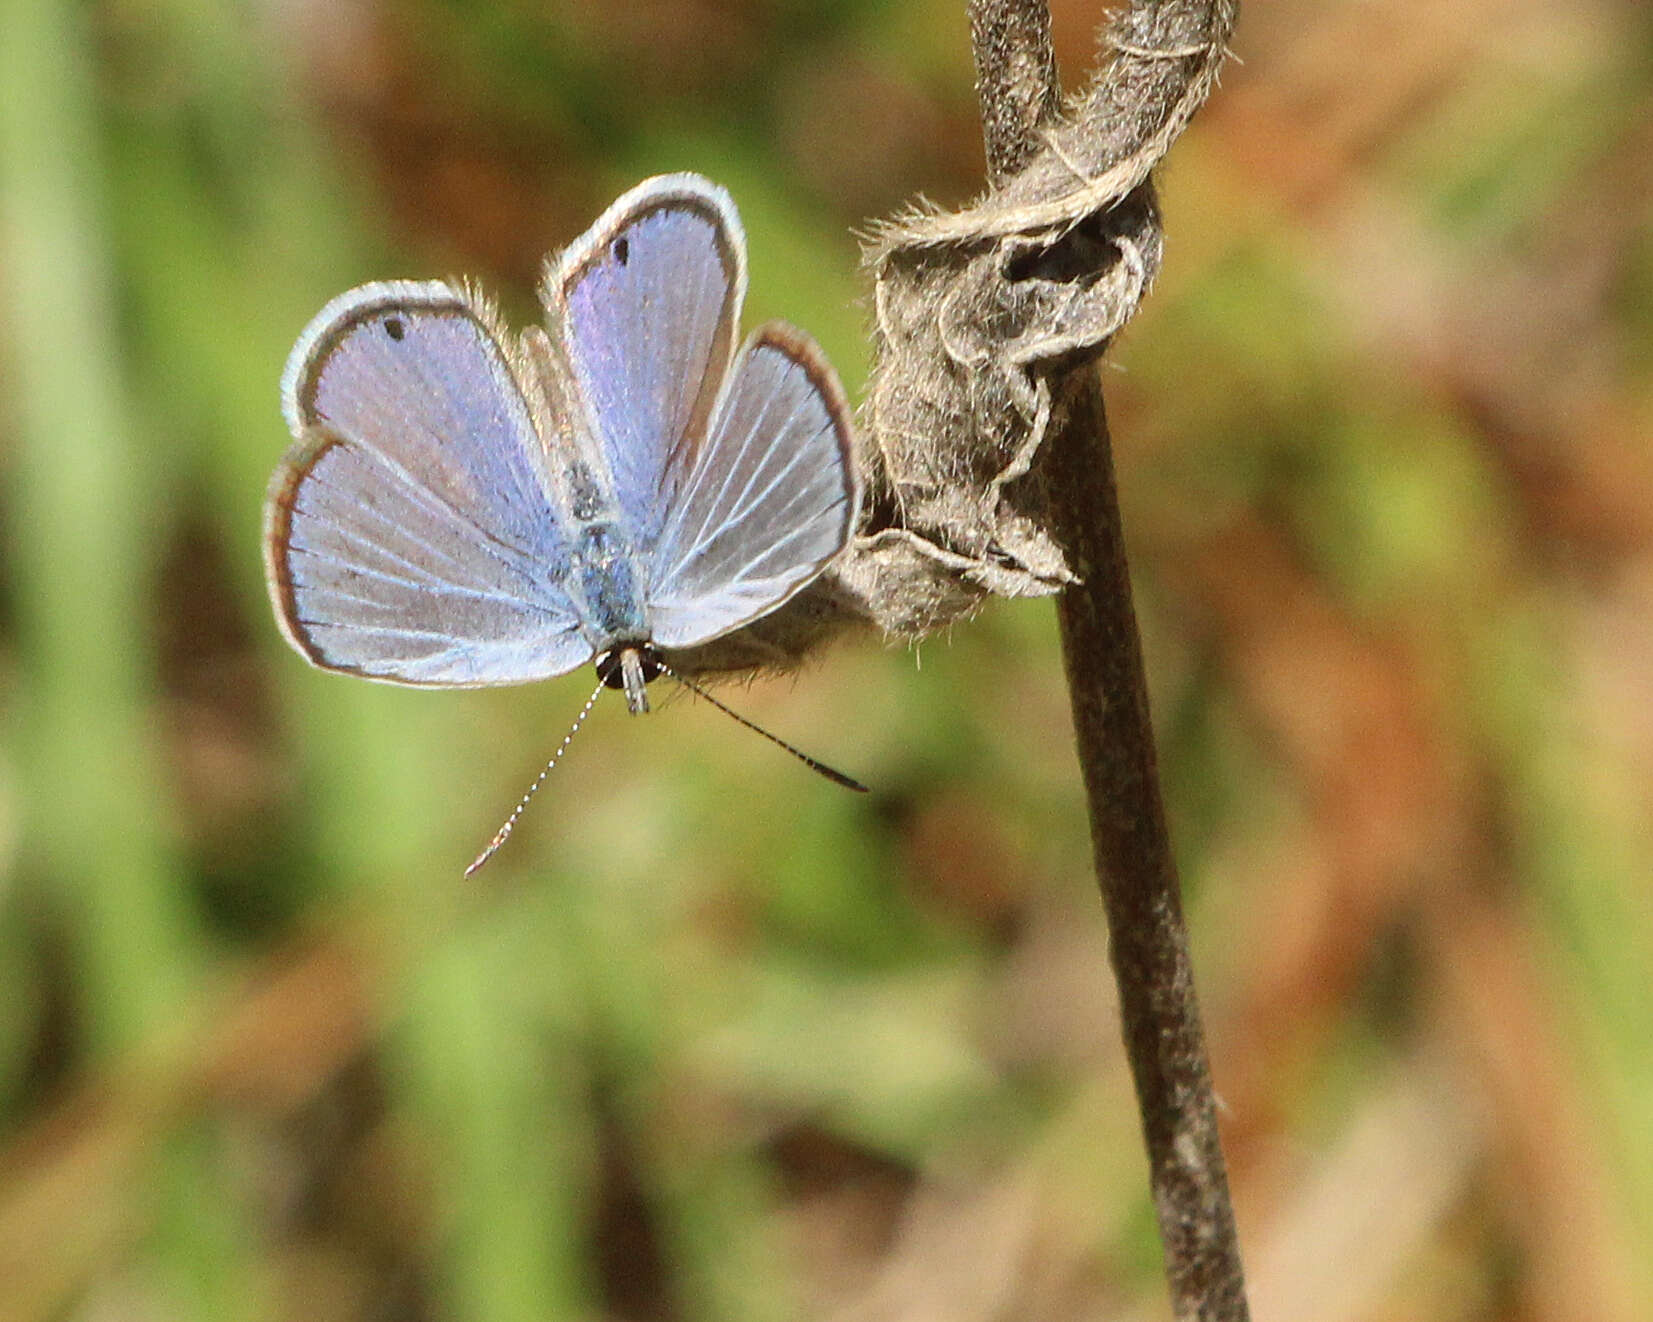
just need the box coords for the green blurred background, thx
[2,1,1651,1319]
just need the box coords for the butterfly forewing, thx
[646,324,858,650]
[267,283,592,686]
[552,176,744,551]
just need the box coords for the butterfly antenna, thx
[465,675,606,877]
[657,661,868,793]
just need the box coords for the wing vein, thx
[294,565,570,620]
[663,408,821,572]
[300,467,547,595]
[312,451,545,577]
[657,388,779,571]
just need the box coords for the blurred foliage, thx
[1,1,1651,1320]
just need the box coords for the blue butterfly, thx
[264,175,863,864]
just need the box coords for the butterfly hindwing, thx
[646,323,858,650]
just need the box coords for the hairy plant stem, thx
[964,2,1250,1317]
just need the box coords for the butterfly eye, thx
[383,317,405,341]
[613,237,630,266]
[594,646,662,690]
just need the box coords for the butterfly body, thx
[265,175,858,714]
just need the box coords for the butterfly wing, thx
[551,174,857,651]
[266,282,593,687]
[550,174,744,552]
[645,323,858,650]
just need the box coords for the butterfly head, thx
[595,644,664,714]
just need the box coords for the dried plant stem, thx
[964,2,1250,1317]
[967,0,1059,180]
[1046,379,1248,1319]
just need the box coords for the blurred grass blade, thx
[0,2,258,1318]
[0,0,198,1053]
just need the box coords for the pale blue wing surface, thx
[646,324,858,650]
[266,282,593,686]
[552,176,744,549]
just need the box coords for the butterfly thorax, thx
[555,443,654,658]
[561,478,657,716]
[555,430,655,709]
[525,334,655,661]
[568,520,648,641]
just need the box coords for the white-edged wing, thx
[549,174,744,552]
[266,281,593,686]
